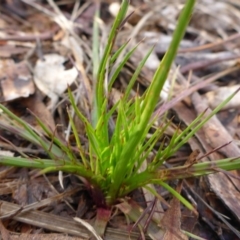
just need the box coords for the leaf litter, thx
[1,0,240,239]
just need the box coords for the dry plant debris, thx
[33,53,78,110]
[0,0,240,239]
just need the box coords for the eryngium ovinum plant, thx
[1,0,240,238]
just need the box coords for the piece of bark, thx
[173,97,240,222]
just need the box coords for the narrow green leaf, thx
[139,0,196,131]
[123,46,154,102]
[110,39,130,64]
[94,0,129,125]
[67,107,88,167]
[154,180,195,213]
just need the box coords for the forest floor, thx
[1,0,240,239]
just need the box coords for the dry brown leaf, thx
[0,220,10,240]
[205,85,240,110]
[161,195,188,240]
[33,54,78,110]
[0,45,29,57]
[18,93,56,133]
[0,59,34,102]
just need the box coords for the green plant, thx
[1,0,240,238]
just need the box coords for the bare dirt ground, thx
[1,0,240,239]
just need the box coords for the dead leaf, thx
[33,54,78,110]
[0,45,29,57]
[205,85,240,110]
[0,220,10,240]
[0,59,34,102]
[161,194,188,240]
[5,92,56,135]
[19,93,56,133]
